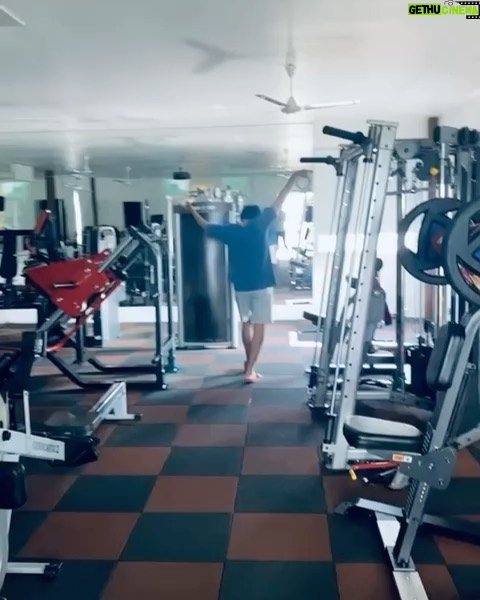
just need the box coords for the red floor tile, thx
[173,424,247,447]
[336,563,397,599]
[228,513,331,560]
[82,447,170,475]
[145,476,238,512]
[248,405,311,424]
[137,405,188,424]
[102,562,223,600]
[453,450,480,477]
[20,512,139,560]
[242,447,320,475]
[417,564,461,599]
[435,515,480,564]
[22,475,77,511]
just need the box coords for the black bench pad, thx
[343,415,423,453]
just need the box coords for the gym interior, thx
[0,2,480,599]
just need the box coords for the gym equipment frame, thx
[336,313,480,600]
[0,390,66,593]
[24,226,176,390]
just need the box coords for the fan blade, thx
[255,95,288,108]
[303,100,360,110]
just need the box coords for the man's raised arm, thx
[271,169,310,214]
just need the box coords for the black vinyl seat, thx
[342,322,465,454]
[343,415,424,452]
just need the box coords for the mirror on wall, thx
[270,190,314,303]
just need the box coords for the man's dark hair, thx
[240,204,261,221]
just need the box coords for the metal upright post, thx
[324,121,398,470]
[164,198,178,372]
[314,150,362,407]
[393,165,406,390]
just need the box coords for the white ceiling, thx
[0,0,479,177]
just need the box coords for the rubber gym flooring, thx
[3,322,480,600]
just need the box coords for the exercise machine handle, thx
[300,156,337,166]
[322,126,366,145]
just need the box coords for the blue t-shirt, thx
[206,207,276,292]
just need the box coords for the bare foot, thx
[244,372,263,384]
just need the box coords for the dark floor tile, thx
[174,424,246,446]
[29,390,81,407]
[21,456,83,476]
[121,512,231,561]
[104,423,178,446]
[469,444,480,464]
[243,376,305,389]
[248,404,311,423]
[427,478,480,514]
[192,388,251,405]
[187,404,248,424]
[249,388,308,406]
[3,560,115,600]
[246,423,322,446]
[228,513,330,560]
[322,475,405,512]
[235,475,325,513]
[54,475,156,512]
[145,476,237,512]
[83,447,170,475]
[20,512,138,560]
[220,561,338,600]
[201,375,245,389]
[252,363,303,377]
[328,513,444,564]
[10,511,48,556]
[102,562,223,600]
[162,447,243,476]
[448,565,480,599]
[22,475,77,511]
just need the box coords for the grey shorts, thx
[235,287,273,324]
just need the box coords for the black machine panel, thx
[123,201,144,228]
[175,202,234,345]
[35,199,67,243]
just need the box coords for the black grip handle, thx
[300,156,337,166]
[322,126,366,145]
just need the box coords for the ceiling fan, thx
[256,51,360,115]
[113,166,132,185]
[63,155,93,190]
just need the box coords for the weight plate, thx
[443,201,480,306]
[397,198,462,285]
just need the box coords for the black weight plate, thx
[397,198,461,285]
[443,201,480,306]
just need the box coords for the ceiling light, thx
[0,6,25,27]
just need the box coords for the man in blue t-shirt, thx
[186,170,308,383]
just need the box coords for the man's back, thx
[207,207,276,292]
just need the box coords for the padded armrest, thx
[343,415,423,453]
[303,311,321,326]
